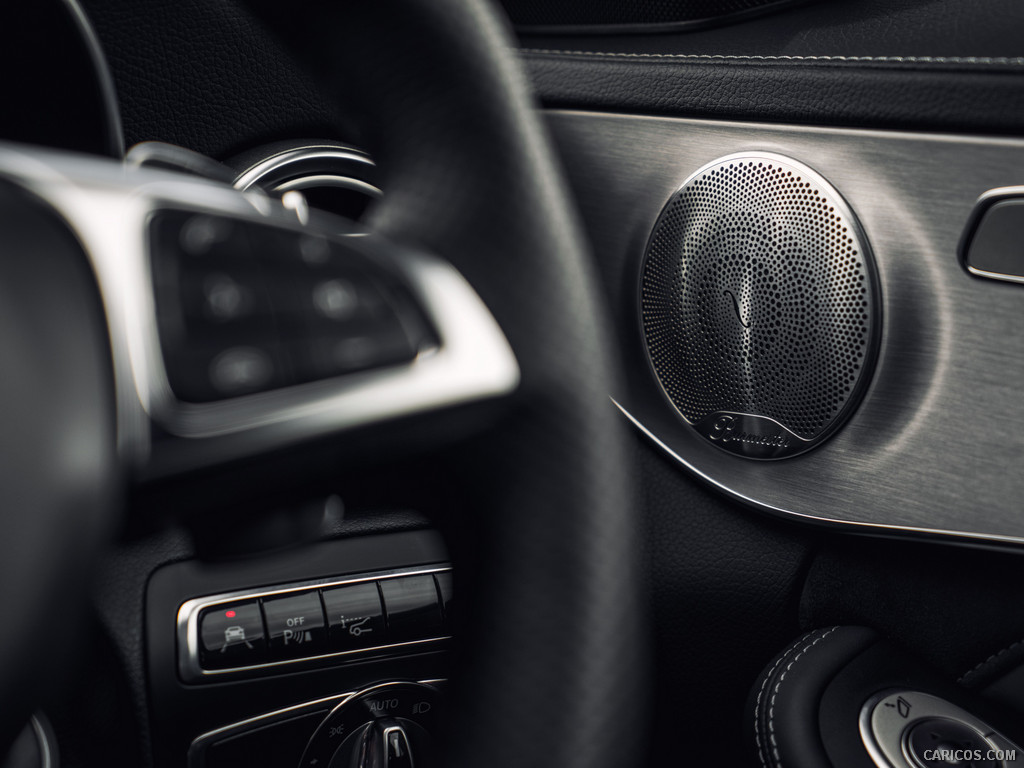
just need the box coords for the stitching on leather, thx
[767,626,841,768]
[959,637,1024,684]
[519,49,1024,66]
[754,629,827,768]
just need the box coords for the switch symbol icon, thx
[283,629,313,645]
[222,626,253,651]
[885,696,912,719]
[348,617,372,637]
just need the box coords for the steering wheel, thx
[0,0,647,766]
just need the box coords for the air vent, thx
[231,141,380,223]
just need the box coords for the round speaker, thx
[640,152,880,459]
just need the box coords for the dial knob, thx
[299,682,440,768]
[354,718,415,768]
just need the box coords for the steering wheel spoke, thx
[0,144,518,479]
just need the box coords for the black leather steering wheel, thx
[0,1,647,766]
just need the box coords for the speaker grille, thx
[640,153,879,459]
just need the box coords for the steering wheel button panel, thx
[322,582,386,650]
[150,208,431,404]
[151,211,292,402]
[199,601,266,669]
[274,247,427,382]
[152,213,276,334]
[379,576,443,642]
[261,591,327,659]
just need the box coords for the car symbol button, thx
[321,582,386,650]
[199,601,266,669]
[261,592,327,659]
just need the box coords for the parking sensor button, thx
[262,592,327,658]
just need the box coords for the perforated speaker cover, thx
[640,153,880,459]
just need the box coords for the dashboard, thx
[4,2,1024,768]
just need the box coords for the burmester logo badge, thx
[722,289,750,328]
[709,414,790,449]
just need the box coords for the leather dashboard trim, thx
[522,49,1024,67]
[522,53,1024,134]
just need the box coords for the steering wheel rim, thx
[0,179,119,754]
[0,1,648,765]
[241,1,649,766]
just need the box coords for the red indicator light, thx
[225,610,236,618]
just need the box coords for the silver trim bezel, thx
[177,565,451,683]
[958,185,1024,286]
[614,398,1024,548]
[234,145,380,198]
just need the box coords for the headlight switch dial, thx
[299,682,440,768]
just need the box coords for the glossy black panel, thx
[379,577,443,642]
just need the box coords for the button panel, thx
[178,566,451,682]
[150,210,436,403]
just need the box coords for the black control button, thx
[281,268,385,325]
[261,592,327,658]
[321,582,386,650]
[434,572,453,631]
[289,326,417,382]
[163,342,291,403]
[379,576,442,642]
[176,264,276,340]
[199,601,266,669]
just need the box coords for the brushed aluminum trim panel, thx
[546,110,1024,543]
